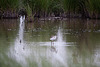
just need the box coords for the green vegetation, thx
[0,0,100,19]
[0,0,19,10]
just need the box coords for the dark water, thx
[0,19,100,67]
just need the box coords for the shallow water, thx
[0,19,100,67]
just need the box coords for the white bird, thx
[50,36,57,41]
[50,35,57,46]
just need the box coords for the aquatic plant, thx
[86,0,100,18]
[0,0,19,10]
[0,0,100,18]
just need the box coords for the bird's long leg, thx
[53,41,54,46]
[51,41,52,46]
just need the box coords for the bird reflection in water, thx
[51,46,57,53]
